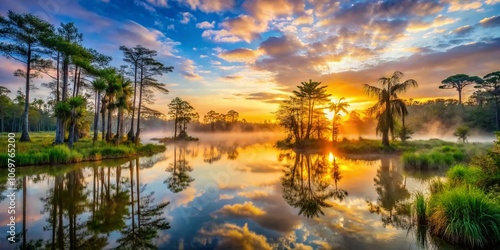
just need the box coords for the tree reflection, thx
[332,158,348,201]
[367,157,411,229]
[281,152,348,218]
[87,165,129,234]
[202,144,240,163]
[38,157,170,249]
[203,145,222,163]
[117,159,171,249]
[41,169,108,249]
[165,145,195,193]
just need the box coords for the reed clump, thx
[413,163,500,248]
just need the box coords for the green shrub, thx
[428,187,500,248]
[447,165,483,187]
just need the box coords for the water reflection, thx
[0,137,445,249]
[28,158,170,249]
[367,157,411,229]
[165,145,195,193]
[203,144,240,163]
[280,151,348,218]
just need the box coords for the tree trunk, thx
[107,106,112,141]
[174,117,178,139]
[128,62,138,141]
[68,114,75,148]
[75,69,81,97]
[135,81,144,145]
[457,87,462,104]
[93,91,101,144]
[116,109,121,144]
[101,98,106,141]
[55,55,70,144]
[20,45,32,142]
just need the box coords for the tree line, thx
[0,11,172,146]
[276,70,500,147]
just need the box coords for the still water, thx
[0,134,445,249]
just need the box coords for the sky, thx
[1,0,500,121]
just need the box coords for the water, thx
[0,135,445,249]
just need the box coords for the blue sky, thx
[1,0,500,121]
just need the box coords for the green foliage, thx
[0,132,166,167]
[402,146,466,170]
[428,186,500,248]
[453,125,470,143]
[413,191,427,225]
[447,165,483,187]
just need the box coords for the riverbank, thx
[0,132,166,167]
[277,137,492,155]
[411,136,500,248]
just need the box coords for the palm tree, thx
[115,76,133,143]
[67,96,86,148]
[365,71,417,147]
[104,71,121,142]
[293,80,330,140]
[439,74,483,104]
[329,97,349,143]
[91,78,107,144]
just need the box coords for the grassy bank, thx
[0,132,166,167]
[411,135,500,248]
[277,137,490,157]
[402,143,489,170]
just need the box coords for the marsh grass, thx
[428,187,500,248]
[428,178,445,194]
[447,165,483,187]
[0,132,165,167]
[413,191,427,225]
[402,146,469,170]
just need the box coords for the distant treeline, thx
[0,87,56,132]
[341,97,497,138]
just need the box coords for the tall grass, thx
[428,178,445,194]
[0,133,166,167]
[447,165,483,187]
[413,191,427,225]
[402,146,466,170]
[428,187,500,248]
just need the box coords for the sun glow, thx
[328,152,335,163]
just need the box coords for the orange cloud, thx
[221,15,267,43]
[243,0,305,24]
[219,48,259,63]
[447,1,482,12]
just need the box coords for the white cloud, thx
[196,21,215,29]
[181,12,194,24]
